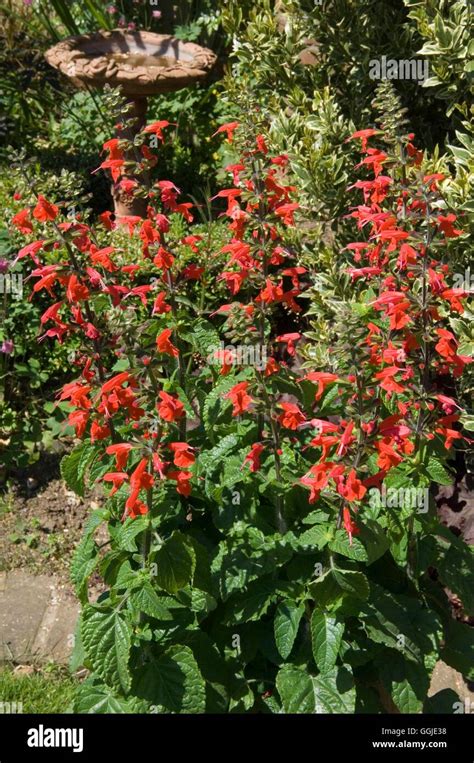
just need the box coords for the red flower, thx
[143,121,171,141]
[244,443,265,472]
[59,381,91,408]
[12,209,33,234]
[101,371,134,396]
[275,203,299,226]
[152,291,172,315]
[126,457,154,511]
[157,391,185,422]
[99,210,116,231]
[128,500,148,520]
[301,462,332,504]
[66,274,90,304]
[168,470,192,497]
[278,402,306,430]
[156,328,179,357]
[276,332,301,356]
[336,421,355,457]
[213,121,240,142]
[225,382,253,416]
[304,372,338,400]
[337,469,367,502]
[347,128,378,151]
[106,443,133,471]
[169,442,195,468]
[256,134,268,153]
[68,409,89,438]
[343,506,360,545]
[103,472,129,496]
[33,196,59,222]
[182,264,205,280]
[437,214,462,238]
[356,148,388,177]
[374,366,405,395]
[90,420,110,442]
[153,247,174,270]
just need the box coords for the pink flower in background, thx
[0,259,9,274]
[152,11,162,19]
[105,5,117,14]
[128,22,136,31]
[118,15,126,27]
[23,0,33,6]
[1,340,14,355]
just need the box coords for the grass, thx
[0,664,77,713]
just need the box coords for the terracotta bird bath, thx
[45,30,217,217]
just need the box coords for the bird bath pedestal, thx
[45,30,217,217]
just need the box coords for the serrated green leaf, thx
[311,610,344,673]
[224,576,278,625]
[74,680,143,714]
[152,531,196,594]
[129,582,174,620]
[426,457,453,485]
[71,534,99,601]
[60,442,96,497]
[81,607,132,693]
[332,569,370,600]
[117,517,149,552]
[329,530,368,561]
[134,645,205,713]
[276,665,355,713]
[274,600,305,659]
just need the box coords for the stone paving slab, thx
[429,660,474,706]
[0,571,79,665]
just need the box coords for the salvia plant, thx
[9,98,474,713]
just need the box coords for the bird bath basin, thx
[45,30,217,216]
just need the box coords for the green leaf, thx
[276,665,355,713]
[81,607,132,693]
[426,457,453,486]
[199,434,239,474]
[297,524,334,549]
[183,318,221,358]
[60,442,97,497]
[309,570,345,610]
[211,527,293,601]
[329,530,368,561]
[224,576,278,625]
[134,645,205,713]
[274,600,305,659]
[311,610,344,674]
[378,652,429,713]
[117,517,149,552]
[357,519,390,563]
[74,680,142,714]
[363,585,441,663]
[71,534,99,601]
[332,569,370,600]
[152,531,196,594]
[129,582,174,620]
